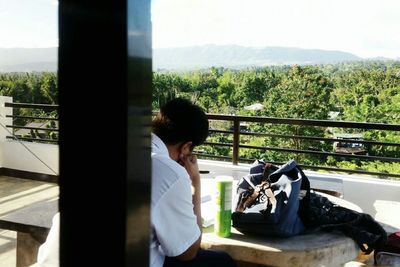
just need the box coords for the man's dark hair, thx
[153,98,209,147]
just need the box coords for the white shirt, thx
[34,212,60,267]
[150,133,201,267]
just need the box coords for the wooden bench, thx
[0,200,58,267]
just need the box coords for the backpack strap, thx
[243,175,256,189]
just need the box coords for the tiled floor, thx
[0,176,59,267]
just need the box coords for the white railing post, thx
[0,96,13,167]
[0,96,13,141]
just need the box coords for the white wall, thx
[305,171,400,219]
[1,141,59,175]
[0,96,59,175]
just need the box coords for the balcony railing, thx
[4,102,59,144]
[4,103,399,178]
[196,114,400,179]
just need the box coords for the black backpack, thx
[306,192,388,255]
[232,159,387,254]
[232,159,311,237]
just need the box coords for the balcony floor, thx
[0,176,59,267]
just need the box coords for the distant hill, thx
[0,47,57,72]
[0,45,394,72]
[153,44,362,70]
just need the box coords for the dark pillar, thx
[58,0,151,266]
[126,0,152,266]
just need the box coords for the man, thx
[30,212,60,267]
[151,98,236,267]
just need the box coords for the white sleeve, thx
[36,212,60,267]
[153,178,201,257]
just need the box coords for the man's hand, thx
[180,153,202,232]
[180,154,200,183]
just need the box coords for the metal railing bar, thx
[193,153,232,161]
[6,136,58,143]
[239,144,400,162]
[238,132,400,147]
[207,114,400,131]
[6,125,59,131]
[203,142,399,163]
[203,141,232,147]
[209,129,400,148]
[209,129,233,134]
[6,115,59,121]
[202,142,400,163]
[4,102,59,110]
[233,120,240,164]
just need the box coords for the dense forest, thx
[0,72,58,140]
[0,61,399,177]
[0,72,57,104]
[152,61,400,178]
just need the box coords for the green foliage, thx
[199,133,231,158]
[359,161,400,177]
[152,61,400,178]
[233,70,280,107]
[152,72,191,109]
[330,160,400,179]
[0,72,58,143]
[0,72,58,104]
[334,160,360,170]
[262,65,332,119]
[331,62,400,124]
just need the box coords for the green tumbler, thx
[214,175,233,237]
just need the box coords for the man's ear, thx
[180,141,193,154]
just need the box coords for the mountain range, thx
[0,45,397,72]
[0,47,57,72]
[153,44,364,70]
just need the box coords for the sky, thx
[152,0,400,59]
[0,0,399,59]
[0,0,58,48]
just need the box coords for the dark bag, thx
[232,159,310,237]
[305,186,388,255]
[374,231,400,265]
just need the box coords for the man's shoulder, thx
[151,154,190,204]
[152,153,187,179]
[151,134,190,201]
